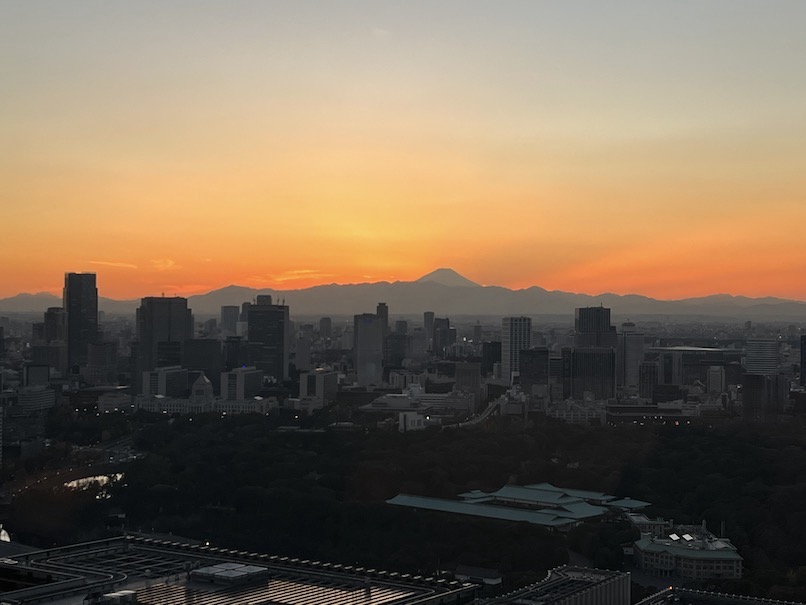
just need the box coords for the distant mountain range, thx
[2,268,806,320]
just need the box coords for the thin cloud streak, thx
[89,260,138,269]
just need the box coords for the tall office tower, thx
[502,316,532,384]
[801,335,806,387]
[247,295,290,381]
[639,361,659,399]
[63,272,99,368]
[519,347,550,395]
[481,341,502,376]
[394,320,408,335]
[574,306,617,348]
[384,333,410,367]
[570,348,616,400]
[376,303,389,336]
[409,328,428,361]
[135,296,193,374]
[220,306,240,335]
[473,322,483,343]
[423,311,435,349]
[353,313,383,386]
[433,317,452,357]
[319,317,332,340]
[617,322,645,389]
[183,338,223,393]
[85,342,118,385]
[43,307,67,343]
[745,339,779,375]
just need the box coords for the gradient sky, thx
[3,1,806,300]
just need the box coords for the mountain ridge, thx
[2,269,805,319]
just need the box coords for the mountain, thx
[415,268,480,288]
[0,292,61,313]
[2,269,806,319]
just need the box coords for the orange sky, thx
[3,2,806,301]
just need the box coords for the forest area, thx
[6,411,806,600]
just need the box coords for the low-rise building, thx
[487,566,630,605]
[634,524,742,580]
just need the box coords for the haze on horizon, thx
[3,1,806,301]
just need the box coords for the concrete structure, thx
[487,566,630,605]
[299,369,338,405]
[634,524,742,580]
[502,317,531,385]
[247,295,290,381]
[63,272,99,368]
[134,297,193,392]
[0,535,477,605]
[220,366,263,401]
[142,366,188,397]
[353,313,383,386]
[745,339,779,375]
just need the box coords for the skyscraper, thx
[502,317,531,384]
[574,306,617,348]
[745,339,779,375]
[63,272,98,368]
[220,306,240,335]
[247,295,290,381]
[376,302,389,336]
[354,313,383,386]
[135,296,193,373]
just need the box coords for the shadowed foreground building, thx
[486,566,630,605]
[0,535,477,605]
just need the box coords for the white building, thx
[221,366,264,401]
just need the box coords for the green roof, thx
[387,494,574,527]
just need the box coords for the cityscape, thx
[5,2,806,604]
[0,269,805,604]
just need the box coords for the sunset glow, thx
[3,1,806,300]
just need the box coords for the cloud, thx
[247,269,335,285]
[371,26,391,39]
[151,259,180,271]
[89,260,138,269]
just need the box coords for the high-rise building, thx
[481,341,502,376]
[394,320,408,335]
[136,296,193,373]
[617,322,645,390]
[376,303,389,336]
[519,348,550,395]
[319,317,332,340]
[384,333,409,367]
[745,339,779,375]
[63,272,98,368]
[433,317,453,357]
[570,348,616,400]
[801,335,806,387]
[502,317,531,384]
[423,311,435,349]
[220,306,240,335]
[574,306,617,348]
[43,307,67,343]
[353,313,383,386]
[183,339,223,393]
[247,295,290,381]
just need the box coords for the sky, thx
[3,1,806,301]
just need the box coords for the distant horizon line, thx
[3,276,806,305]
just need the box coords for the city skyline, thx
[4,2,806,300]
